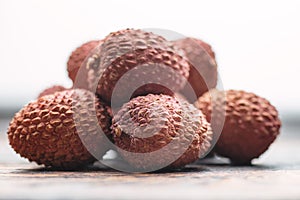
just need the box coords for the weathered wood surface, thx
[0,118,300,200]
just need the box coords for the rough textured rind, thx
[195,89,281,165]
[7,89,112,169]
[173,37,217,102]
[112,94,212,171]
[67,40,102,88]
[85,29,190,106]
[38,85,67,98]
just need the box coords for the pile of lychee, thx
[7,29,281,171]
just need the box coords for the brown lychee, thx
[173,37,218,102]
[38,85,67,98]
[111,94,212,172]
[195,89,281,165]
[83,29,190,107]
[67,40,102,88]
[7,89,111,169]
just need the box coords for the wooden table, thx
[0,118,299,200]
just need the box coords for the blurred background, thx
[0,0,299,132]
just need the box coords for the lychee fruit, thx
[7,89,112,169]
[195,89,281,165]
[38,85,67,98]
[111,94,212,172]
[83,29,190,107]
[67,40,102,88]
[173,37,218,102]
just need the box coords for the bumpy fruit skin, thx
[7,89,111,169]
[173,37,217,102]
[67,40,102,88]
[85,29,190,106]
[112,94,212,171]
[38,85,67,98]
[195,89,281,165]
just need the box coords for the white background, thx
[0,0,299,116]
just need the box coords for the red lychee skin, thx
[67,40,102,88]
[195,89,281,165]
[112,94,212,171]
[85,29,190,107]
[38,85,67,98]
[173,37,218,102]
[7,89,112,169]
